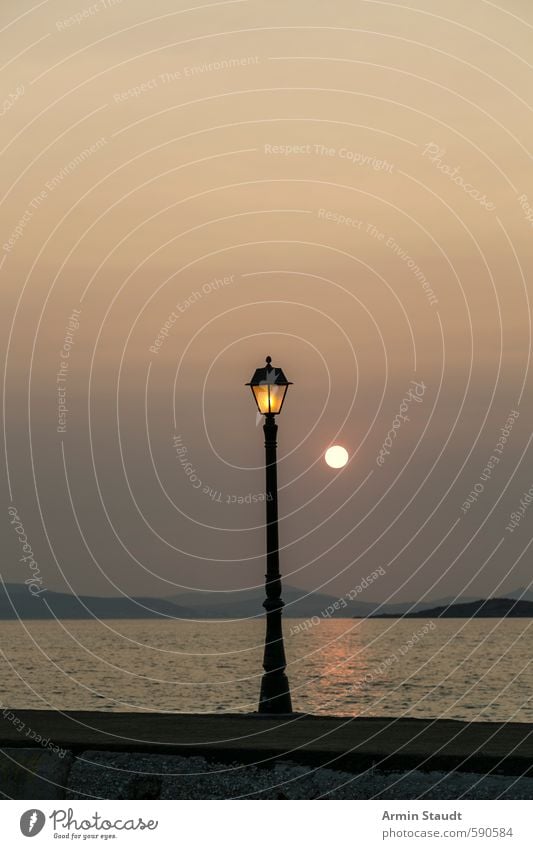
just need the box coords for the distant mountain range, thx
[371,597,533,618]
[1,582,532,620]
[0,583,191,620]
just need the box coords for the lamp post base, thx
[258,671,293,714]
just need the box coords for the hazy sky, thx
[2,0,533,604]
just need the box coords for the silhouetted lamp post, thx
[246,356,293,714]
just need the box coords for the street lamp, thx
[246,356,293,714]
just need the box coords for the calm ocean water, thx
[0,618,531,721]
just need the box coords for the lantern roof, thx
[246,356,292,387]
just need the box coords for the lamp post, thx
[246,356,293,714]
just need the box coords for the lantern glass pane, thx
[268,384,287,414]
[251,384,271,414]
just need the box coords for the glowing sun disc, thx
[325,445,349,468]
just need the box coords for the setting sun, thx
[324,445,349,468]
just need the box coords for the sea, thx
[0,618,531,721]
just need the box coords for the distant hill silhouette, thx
[169,585,349,619]
[370,597,533,619]
[167,587,485,619]
[0,583,191,620]
[1,583,531,620]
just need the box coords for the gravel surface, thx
[65,751,533,799]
